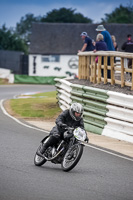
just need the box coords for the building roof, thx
[29,22,133,55]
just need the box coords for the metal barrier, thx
[55,78,133,143]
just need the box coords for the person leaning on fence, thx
[94,33,108,52]
[95,25,115,79]
[94,33,108,77]
[78,32,95,53]
[121,34,133,81]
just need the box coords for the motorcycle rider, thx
[37,102,89,157]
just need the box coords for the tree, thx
[101,4,133,23]
[41,8,93,23]
[15,8,92,46]
[15,8,92,42]
[0,25,28,53]
[16,13,40,42]
[0,8,92,54]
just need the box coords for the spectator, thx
[111,35,118,64]
[95,25,115,51]
[121,34,133,52]
[94,33,108,52]
[94,33,108,77]
[78,32,95,52]
[111,35,118,51]
[121,34,133,81]
[95,25,114,78]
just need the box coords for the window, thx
[42,55,60,62]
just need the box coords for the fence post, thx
[97,56,102,83]
[93,56,97,83]
[83,56,87,79]
[82,56,85,79]
[78,56,82,79]
[87,56,90,80]
[104,56,107,84]
[90,56,93,82]
[121,58,125,87]
[111,56,115,85]
[90,56,96,83]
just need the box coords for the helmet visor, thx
[74,112,82,120]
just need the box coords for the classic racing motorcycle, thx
[34,127,88,172]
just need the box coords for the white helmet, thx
[69,103,83,121]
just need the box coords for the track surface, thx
[0,85,133,200]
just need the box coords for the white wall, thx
[0,68,11,78]
[29,54,78,77]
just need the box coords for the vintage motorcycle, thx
[34,127,88,172]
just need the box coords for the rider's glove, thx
[64,132,73,141]
[85,135,89,143]
[60,123,67,129]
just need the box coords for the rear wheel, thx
[61,144,83,172]
[34,138,49,166]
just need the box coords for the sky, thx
[0,0,131,28]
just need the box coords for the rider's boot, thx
[37,136,58,158]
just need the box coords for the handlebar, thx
[64,127,74,130]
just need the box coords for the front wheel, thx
[61,144,83,172]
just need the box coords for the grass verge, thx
[9,91,61,120]
[0,78,9,84]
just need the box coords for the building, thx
[29,22,133,77]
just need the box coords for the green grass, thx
[10,91,61,119]
[0,78,9,84]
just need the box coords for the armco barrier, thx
[55,79,108,135]
[71,84,108,135]
[107,91,133,109]
[55,78,133,143]
[103,118,133,143]
[55,78,72,110]
[106,105,133,123]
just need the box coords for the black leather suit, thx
[50,109,84,140]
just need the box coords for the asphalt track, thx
[0,85,133,200]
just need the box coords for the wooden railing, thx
[78,51,133,90]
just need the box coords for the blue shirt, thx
[95,40,108,51]
[101,31,115,51]
[84,37,95,51]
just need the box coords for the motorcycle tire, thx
[61,144,83,172]
[34,143,47,166]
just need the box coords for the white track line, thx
[86,144,133,162]
[0,99,133,162]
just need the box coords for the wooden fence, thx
[78,51,133,90]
